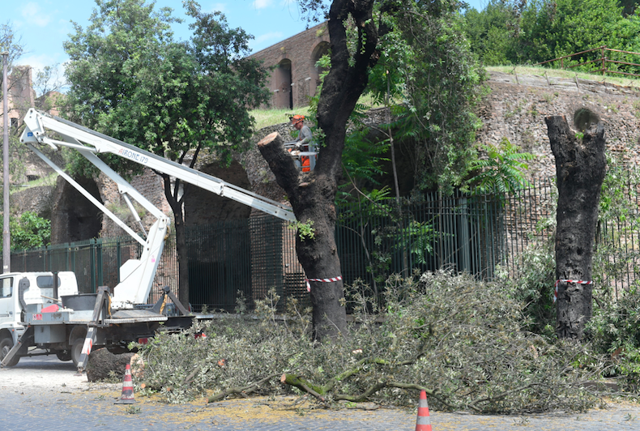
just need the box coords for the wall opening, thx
[274,59,293,109]
[184,160,253,309]
[310,42,330,98]
[51,176,103,244]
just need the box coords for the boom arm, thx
[20,109,295,308]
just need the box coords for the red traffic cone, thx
[415,390,432,431]
[115,364,136,404]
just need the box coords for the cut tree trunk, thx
[86,348,135,382]
[258,132,347,340]
[257,0,380,342]
[546,113,606,340]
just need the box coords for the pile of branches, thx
[136,271,615,413]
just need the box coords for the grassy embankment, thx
[486,65,640,87]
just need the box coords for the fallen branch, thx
[281,374,327,404]
[333,381,387,402]
[208,373,278,403]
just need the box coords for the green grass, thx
[487,65,640,87]
[250,93,386,130]
[11,172,58,194]
[250,106,313,130]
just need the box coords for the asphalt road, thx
[2,356,640,430]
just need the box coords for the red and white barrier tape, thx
[554,279,593,302]
[306,275,343,292]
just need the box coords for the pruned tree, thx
[259,0,483,340]
[258,0,385,341]
[546,110,606,339]
[63,0,269,307]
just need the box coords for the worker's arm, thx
[296,126,313,147]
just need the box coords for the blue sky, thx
[1,0,488,91]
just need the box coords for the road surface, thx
[1,355,640,430]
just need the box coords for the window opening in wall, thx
[275,59,292,109]
[310,42,330,99]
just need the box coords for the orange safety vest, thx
[301,155,311,172]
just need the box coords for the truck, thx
[0,109,296,372]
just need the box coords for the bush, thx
[588,283,640,392]
[136,271,612,412]
[497,238,557,336]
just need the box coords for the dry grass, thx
[487,65,640,88]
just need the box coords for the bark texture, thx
[86,348,135,382]
[257,0,379,341]
[546,113,606,339]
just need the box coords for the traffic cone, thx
[415,390,432,431]
[115,364,136,404]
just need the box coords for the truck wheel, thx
[71,338,85,367]
[0,338,20,367]
[56,350,72,362]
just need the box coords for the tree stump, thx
[546,112,606,339]
[86,348,135,382]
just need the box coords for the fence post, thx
[117,240,121,283]
[96,238,103,289]
[90,238,96,293]
[602,46,605,76]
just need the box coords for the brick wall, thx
[249,22,330,109]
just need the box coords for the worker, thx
[287,115,316,172]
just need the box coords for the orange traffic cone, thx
[115,364,136,404]
[415,390,432,431]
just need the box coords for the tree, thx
[0,212,51,253]
[258,0,383,340]
[0,23,36,202]
[546,110,606,340]
[463,0,524,66]
[63,0,269,307]
[259,0,481,340]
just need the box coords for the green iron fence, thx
[10,177,640,310]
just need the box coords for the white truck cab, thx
[0,272,78,365]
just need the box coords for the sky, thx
[0,0,488,92]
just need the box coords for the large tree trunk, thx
[258,133,347,340]
[258,0,378,341]
[258,0,379,341]
[546,113,606,340]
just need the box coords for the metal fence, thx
[10,177,640,310]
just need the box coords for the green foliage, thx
[137,271,609,412]
[63,0,269,177]
[467,138,534,195]
[463,0,523,65]
[289,220,316,241]
[370,1,486,193]
[464,0,637,68]
[497,239,557,336]
[0,212,51,253]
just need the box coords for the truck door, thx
[0,276,15,328]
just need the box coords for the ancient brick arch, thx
[249,22,330,108]
[184,159,252,225]
[50,176,103,244]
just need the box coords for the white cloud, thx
[22,2,52,28]
[14,54,67,89]
[252,0,273,10]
